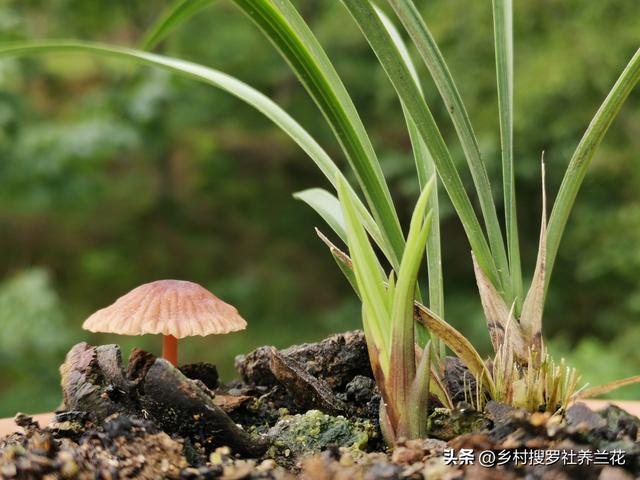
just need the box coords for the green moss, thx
[265,410,376,464]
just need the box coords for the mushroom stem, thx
[163,335,178,366]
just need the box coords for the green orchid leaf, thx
[375,5,444,328]
[337,177,391,372]
[389,181,433,429]
[231,0,404,269]
[141,0,215,50]
[491,0,523,310]
[294,188,393,266]
[340,0,501,291]
[294,189,348,243]
[547,48,640,289]
[384,0,510,300]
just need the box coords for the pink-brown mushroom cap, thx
[82,280,247,339]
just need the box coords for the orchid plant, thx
[1,0,639,444]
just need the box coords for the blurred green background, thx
[1,0,639,416]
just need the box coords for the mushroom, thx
[82,279,247,366]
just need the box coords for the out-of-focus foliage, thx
[0,0,638,415]
[0,268,68,355]
[0,268,77,413]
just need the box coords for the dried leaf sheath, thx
[472,254,527,364]
[520,160,547,362]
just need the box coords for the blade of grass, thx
[491,0,523,311]
[546,48,640,291]
[231,0,405,269]
[384,0,510,302]
[140,0,214,50]
[340,0,502,291]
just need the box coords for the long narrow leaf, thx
[0,41,399,265]
[293,189,348,242]
[340,0,501,290]
[492,0,523,310]
[577,376,640,400]
[385,0,510,299]
[389,182,433,418]
[231,0,404,269]
[376,6,444,323]
[546,48,640,290]
[140,0,214,50]
[297,188,396,288]
[337,177,391,371]
[375,7,440,354]
[140,1,405,271]
[294,187,389,257]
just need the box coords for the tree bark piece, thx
[59,343,138,422]
[267,347,347,416]
[59,343,268,457]
[140,358,267,457]
[236,330,371,390]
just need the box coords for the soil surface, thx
[1,331,638,479]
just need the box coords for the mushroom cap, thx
[82,280,247,338]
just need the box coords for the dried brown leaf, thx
[413,302,496,398]
[577,375,640,399]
